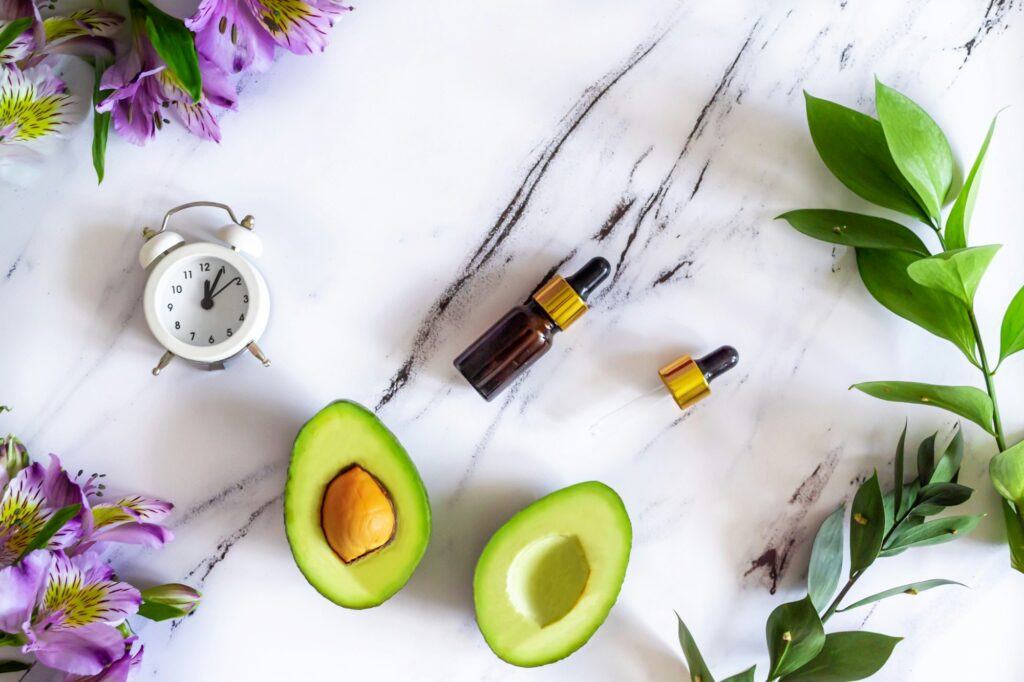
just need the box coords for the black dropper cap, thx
[565,257,612,301]
[695,345,740,383]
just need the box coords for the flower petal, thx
[0,65,76,143]
[65,643,142,682]
[249,0,332,55]
[43,455,86,509]
[187,0,276,74]
[43,9,123,44]
[112,495,172,523]
[90,522,172,549]
[41,552,141,629]
[197,56,236,110]
[0,549,49,632]
[0,461,48,563]
[0,20,33,63]
[27,622,124,676]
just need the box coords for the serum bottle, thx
[454,257,612,401]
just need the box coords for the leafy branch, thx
[778,79,1024,571]
[678,427,979,681]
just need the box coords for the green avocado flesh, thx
[474,481,632,667]
[285,401,431,609]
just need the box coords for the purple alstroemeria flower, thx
[0,455,85,566]
[18,551,142,676]
[97,32,237,145]
[187,0,351,74]
[74,493,174,554]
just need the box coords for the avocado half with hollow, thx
[474,481,632,667]
[285,401,431,609]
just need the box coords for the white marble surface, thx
[3,1,1024,679]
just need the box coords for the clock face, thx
[156,255,251,347]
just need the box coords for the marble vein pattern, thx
[1,1,1023,680]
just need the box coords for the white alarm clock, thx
[139,201,271,375]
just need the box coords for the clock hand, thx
[201,279,213,310]
[210,277,242,300]
[201,267,225,310]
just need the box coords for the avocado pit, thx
[321,465,397,564]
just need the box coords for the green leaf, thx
[677,613,716,682]
[91,60,112,184]
[1000,500,1024,574]
[852,381,994,434]
[990,439,1024,505]
[916,432,936,487]
[777,210,928,255]
[0,661,31,673]
[947,115,998,250]
[765,595,826,680]
[906,245,1001,307]
[836,579,964,612]
[875,79,954,221]
[804,93,928,221]
[849,471,885,576]
[779,631,901,682]
[893,424,907,518]
[881,514,982,555]
[912,482,972,516]
[807,505,844,612]
[855,248,976,362]
[0,17,32,54]
[930,427,963,484]
[17,504,80,561]
[721,667,756,682]
[998,283,1024,365]
[130,0,202,102]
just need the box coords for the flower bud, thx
[139,584,202,621]
[0,435,29,480]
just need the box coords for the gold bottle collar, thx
[658,355,710,410]
[531,275,588,330]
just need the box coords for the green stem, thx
[821,572,860,623]
[968,308,1007,451]
[821,502,918,623]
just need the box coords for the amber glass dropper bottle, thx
[454,257,612,401]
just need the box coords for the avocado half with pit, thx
[285,401,431,609]
[474,481,632,667]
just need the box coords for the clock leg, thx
[152,351,175,376]
[247,341,271,367]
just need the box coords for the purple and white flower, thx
[187,0,351,74]
[97,31,237,144]
[0,455,85,566]
[0,426,198,679]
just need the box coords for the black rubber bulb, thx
[695,345,739,383]
[565,257,612,301]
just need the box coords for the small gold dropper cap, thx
[530,257,612,331]
[532,276,588,330]
[658,346,739,410]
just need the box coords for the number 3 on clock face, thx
[143,242,269,365]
